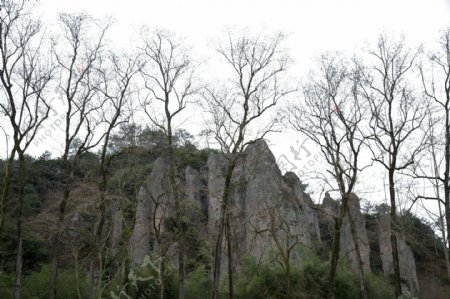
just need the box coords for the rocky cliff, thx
[129,140,321,267]
[128,140,421,297]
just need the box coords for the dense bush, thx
[0,264,88,299]
[227,248,394,299]
[185,265,211,299]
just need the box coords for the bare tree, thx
[287,53,371,299]
[412,110,450,280]
[360,35,427,297]
[145,180,176,299]
[139,29,196,299]
[251,194,301,298]
[0,1,55,298]
[201,30,291,299]
[50,13,110,299]
[86,53,140,299]
[415,28,450,280]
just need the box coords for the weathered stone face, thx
[322,192,339,218]
[339,193,371,271]
[207,152,227,231]
[129,157,171,264]
[110,210,123,256]
[379,214,420,296]
[129,140,322,266]
[282,171,321,246]
[207,140,321,261]
[319,192,371,272]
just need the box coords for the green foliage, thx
[229,248,394,299]
[398,211,443,260]
[22,184,41,217]
[300,259,329,298]
[364,203,445,264]
[0,222,48,274]
[0,272,14,298]
[0,264,88,299]
[232,255,301,298]
[334,266,359,299]
[185,265,211,299]
[109,259,178,299]
[175,146,209,170]
[366,272,395,299]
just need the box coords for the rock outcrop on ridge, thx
[129,140,321,266]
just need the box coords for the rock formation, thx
[127,140,424,295]
[379,214,420,296]
[339,193,371,271]
[320,192,371,272]
[129,140,321,266]
[207,140,321,263]
[129,157,171,264]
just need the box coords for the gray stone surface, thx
[379,214,420,296]
[320,192,371,271]
[339,193,371,271]
[129,140,322,266]
[110,210,123,256]
[322,192,339,218]
[207,140,321,261]
[129,157,170,264]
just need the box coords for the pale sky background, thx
[2,0,450,216]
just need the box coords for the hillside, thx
[0,134,449,298]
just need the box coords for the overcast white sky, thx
[2,0,450,210]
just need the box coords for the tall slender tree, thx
[361,35,427,297]
[0,1,54,298]
[287,53,371,299]
[202,30,292,299]
[50,13,110,299]
[139,29,196,299]
[87,53,140,299]
[416,28,450,281]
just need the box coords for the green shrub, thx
[185,265,211,299]
[108,258,178,299]
[228,248,393,299]
[366,272,394,299]
[334,266,359,299]
[0,272,14,298]
[20,264,88,299]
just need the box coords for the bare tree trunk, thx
[438,200,450,280]
[212,203,226,299]
[286,260,291,298]
[212,160,236,299]
[443,114,450,278]
[14,152,25,299]
[347,207,368,299]
[160,254,165,299]
[88,178,107,299]
[88,258,95,299]
[14,236,23,299]
[446,199,450,279]
[328,202,345,299]
[50,254,58,299]
[50,167,71,299]
[166,124,185,299]
[0,148,16,234]
[389,169,402,297]
[178,238,185,299]
[225,213,233,299]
